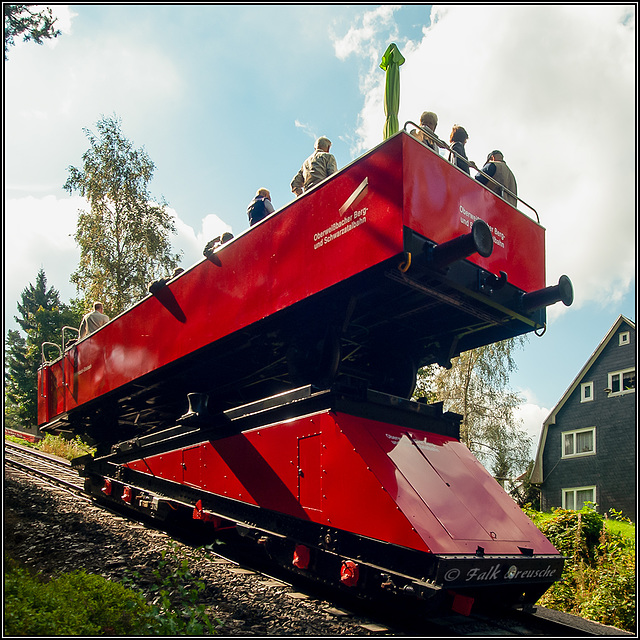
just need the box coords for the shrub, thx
[4,558,152,636]
[531,505,636,632]
[534,505,604,562]
[4,548,220,636]
[36,433,95,460]
[124,542,219,635]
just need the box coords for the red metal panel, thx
[388,433,493,542]
[182,445,203,489]
[46,141,406,422]
[123,412,429,551]
[48,361,65,417]
[337,413,559,555]
[38,132,548,426]
[123,408,559,557]
[314,413,429,550]
[376,431,533,544]
[402,134,546,292]
[37,369,48,425]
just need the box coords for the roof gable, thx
[530,314,635,483]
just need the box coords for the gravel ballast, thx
[4,469,389,636]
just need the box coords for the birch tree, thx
[414,337,532,482]
[64,115,181,315]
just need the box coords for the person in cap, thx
[247,188,275,226]
[475,150,518,206]
[290,136,338,196]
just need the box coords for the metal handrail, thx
[40,324,81,367]
[403,121,539,223]
[41,341,62,365]
[62,326,80,351]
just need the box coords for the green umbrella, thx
[380,43,405,140]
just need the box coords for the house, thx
[531,315,636,521]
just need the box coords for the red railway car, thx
[77,385,564,612]
[37,129,571,449]
[43,127,573,614]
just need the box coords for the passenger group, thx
[79,117,518,338]
[248,112,517,226]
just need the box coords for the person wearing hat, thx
[475,150,518,206]
[291,136,338,196]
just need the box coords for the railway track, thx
[4,440,632,636]
[5,440,88,497]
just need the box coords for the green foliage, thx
[4,4,61,60]
[4,544,220,636]
[4,558,153,636]
[64,115,182,315]
[4,329,36,427]
[4,269,82,427]
[414,337,532,481]
[4,433,34,447]
[15,268,81,343]
[530,505,636,632]
[412,363,439,403]
[535,504,604,562]
[605,509,635,538]
[36,433,96,460]
[123,542,219,635]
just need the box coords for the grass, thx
[5,432,95,460]
[4,544,220,636]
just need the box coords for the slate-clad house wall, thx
[531,316,636,521]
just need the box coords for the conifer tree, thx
[4,269,80,427]
[4,329,35,428]
[4,4,61,59]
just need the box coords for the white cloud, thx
[3,196,230,331]
[332,5,400,62]
[4,23,185,197]
[48,5,78,39]
[173,211,234,269]
[4,196,82,327]
[336,4,636,313]
[294,120,318,142]
[515,398,551,460]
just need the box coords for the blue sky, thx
[4,5,636,451]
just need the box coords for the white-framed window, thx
[562,427,595,458]
[580,381,594,403]
[619,331,630,346]
[608,368,636,396]
[562,486,596,511]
